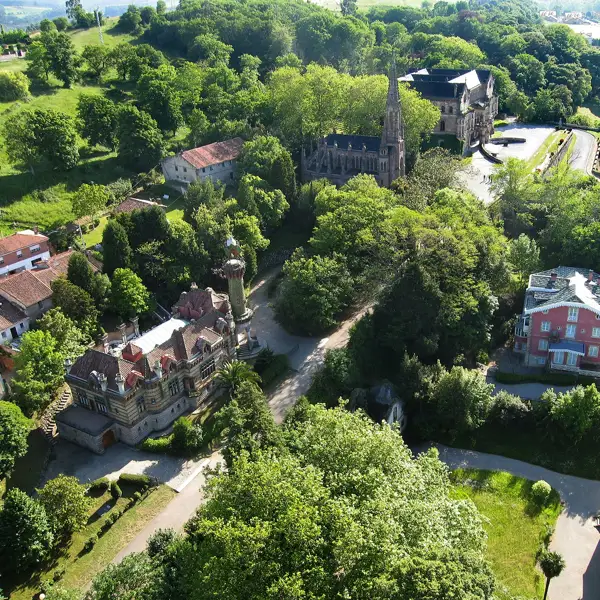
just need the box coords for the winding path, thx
[425,444,600,600]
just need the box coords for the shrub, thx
[83,534,97,552]
[254,348,275,375]
[118,473,151,489]
[147,528,177,558]
[259,354,290,388]
[88,477,110,493]
[531,480,552,506]
[172,417,203,455]
[133,491,142,502]
[110,481,122,500]
[494,371,596,386]
[53,566,66,582]
[488,391,531,427]
[140,434,173,454]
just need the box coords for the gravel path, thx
[424,443,600,600]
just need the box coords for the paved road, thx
[427,444,600,600]
[111,451,223,562]
[571,129,597,174]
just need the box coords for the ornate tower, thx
[379,60,405,187]
[223,237,253,323]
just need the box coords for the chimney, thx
[589,270,595,282]
[34,226,38,234]
[98,372,108,392]
[131,316,140,337]
[115,372,125,395]
[551,272,558,282]
[153,359,163,380]
[190,282,198,290]
[118,323,127,345]
[102,334,109,354]
[64,358,72,374]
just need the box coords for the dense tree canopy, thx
[0,401,30,481]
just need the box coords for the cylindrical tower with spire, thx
[224,237,253,323]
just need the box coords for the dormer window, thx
[16,250,22,258]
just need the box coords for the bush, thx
[147,528,177,558]
[259,354,290,388]
[118,473,151,489]
[83,534,98,553]
[140,434,173,454]
[133,491,142,502]
[88,477,110,493]
[488,391,531,427]
[172,417,203,455]
[494,371,597,386]
[531,480,552,506]
[110,481,122,500]
[53,566,66,582]
[254,348,275,375]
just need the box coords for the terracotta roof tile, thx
[114,197,166,214]
[0,231,48,255]
[180,138,244,169]
[0,300,26,330]
[0,270,52,308]
[173,287,230,319]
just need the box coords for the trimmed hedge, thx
[83,534,98,553]
[110,481,122,500]
[140,435,173,454]
[494,371,597,386]
[118,473,151,488]
[88,477,110,493]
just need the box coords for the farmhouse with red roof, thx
[161,137,244,193]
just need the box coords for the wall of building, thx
[56,421,106,454]
[162,155,236,191]
[0,248,49,276]
[0,318,29,342]
[23,297,52,322]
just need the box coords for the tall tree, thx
[116,105,164,171]
[71,183,110,219]
[81,45,113,81]
[110,268,150,319]
[0,401,30,480]
[51,278,99,338]
[216,361,261,399]
[539,551,565,600]
[37,307,90,362]
[77,94,119,150]
[37,475,91,536]
[42,31,78,88]
[102,220,133,277]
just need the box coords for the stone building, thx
[57,285,236,454]
[399,68,498,152]
[161,138,244,193]
[301,65,405,187]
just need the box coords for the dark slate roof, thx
[549,341,585,355]
[525,267,600,311]
[56,404,114,436]
[324,134,380,153]
[407,81,465,99]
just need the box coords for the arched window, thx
[440,120,446,132]
[440,106,446,113]
[449,106,454,114]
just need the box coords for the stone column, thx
[223,258,253,323]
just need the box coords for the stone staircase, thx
[39,386,72,445]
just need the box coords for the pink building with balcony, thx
[514,267,600,376]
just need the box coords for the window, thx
[16,250,22,258]
[0,257,4,265]
[449,106,454,114]
[552,351,564,365]
[0,332,5,339]
[440,120,446,132]
[77,391,89,407]
[29,245,40,253]
[19,323,24,330]
[96,402,108,414]
[566,324,577,339]
[589,345,599,358]
[542,309,549,314]
[592,327,600,338]
[541,321,551,332]
[230,172,234,180]
[441,106,446,113]
[209,166,213,171]
[183,167,187,173]
[168,379,180,396]
[567,353,578,366]
[37,301,43,309]
[537,356,547,366]
[202,168,206,173]
[568,307,579,322]
[137,398,146,414]
[175,166,178,172]
[201,359,216,380]
[538,339,549,351]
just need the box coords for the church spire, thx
[379,57,405,184]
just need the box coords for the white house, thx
[161,138,245,193]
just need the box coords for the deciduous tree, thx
[71,183,110,219]
[37,307,90,362]
[102,220,133,277]
[116,105,164,171]
[111,268,150,319]
[0,401,30,480]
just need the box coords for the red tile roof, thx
[0,300,26,330]
[180,138,244,169]
[0,270,52,308]
[0,231,48,255]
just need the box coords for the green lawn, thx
[451,469,562,600]
[8,484,176,599]
[82,215,109,247]
[69,18,138,51]
[527,129,564,171]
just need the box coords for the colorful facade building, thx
[514,267,600,375]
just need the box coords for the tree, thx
[40,18,57,33]
[140,5,156,25]
[37,307,90,362]
[4,108,79,172]
[51,278,99,338]
[539,551,565,600]
[216,360,261,399]
[65,0,82,21]
[42,31,78,88]
[183,177,226,223]
[544,384,600,443]
[0,401,30,480]
[102,220,133,277]
[37,475,91,536]
[25,40,52,81]
[111,268,150,319]
[77,94,119,150]
[67,252,110,310]
[12,330,65,416]
[237,174,290,231]
[116,105,164,171]
[340,0,357,16]
[275,250,353,335]
[171,417,203,455]
[72,183,110,219]
[118,4,142,32]
[87,552,162,600]
[53,17,69,31]
[136,77,183,133]
[508,234,541,282]
[0,489,54,574]
[216,381,281,468]
[156,0,167,14]
[0,71,30,101]
[238,136,296,200]
[82,45,112,81]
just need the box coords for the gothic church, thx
[301,65,405,188]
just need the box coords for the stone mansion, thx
[57,285,236,453]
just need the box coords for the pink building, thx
[515,267,600,376]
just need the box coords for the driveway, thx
[248,270,369,423]
[571,129,597,174]
[487,377,574,400]
[43,439,213,492]
[426,444,600,600]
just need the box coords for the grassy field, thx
[451,469,562,600]
[314,0,431,10]
[0,20,138,233]
[8,483,176,599]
